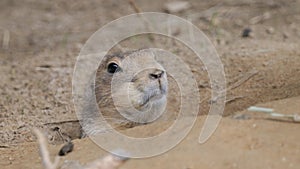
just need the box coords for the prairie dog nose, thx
[149,69,164,80]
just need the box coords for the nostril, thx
[149,70,164,79]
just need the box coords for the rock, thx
[59,142,74,156]
[164,1,191,13]
[262,61,269,67]
[242,28,253,38]
[216,38,226,46]
[266,27,275,34]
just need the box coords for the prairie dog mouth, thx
[139,88,167,107]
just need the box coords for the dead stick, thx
[33,128,60,169]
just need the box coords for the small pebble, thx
[164,1,191,13]
[282,157,287,162]
[59,141,74,156]
[266,27,275,34]
[242,28,253,38]
[262,61,269,67]
[216,38,226,46]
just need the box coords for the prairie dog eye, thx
[107,62,120,73]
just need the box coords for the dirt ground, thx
[0,0,300,169]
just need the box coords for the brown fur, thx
[83,49,168,135]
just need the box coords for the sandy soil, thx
[0,0,300,168]
[1,96,300,169]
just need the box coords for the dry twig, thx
[248,106,300,123]
[33,128,129,169]
[33,128,60,169]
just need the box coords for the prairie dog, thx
[83,49,168,135]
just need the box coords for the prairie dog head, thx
[95,49,168,124]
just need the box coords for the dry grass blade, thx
[127,0,141,13]
[227,69,259,91]
[2,29,10,49]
